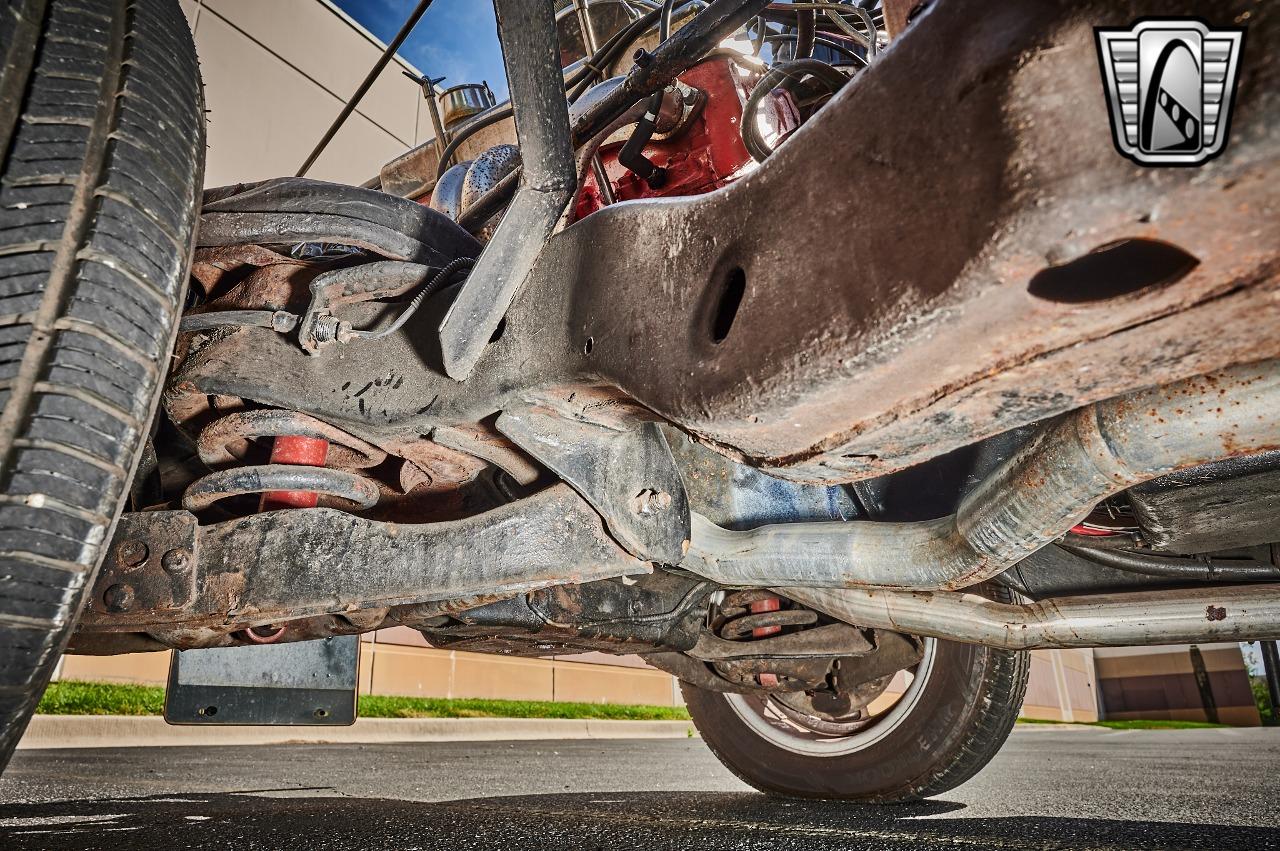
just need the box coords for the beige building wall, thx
[1022,649,1100,723]
[1094,643,1260,727]
[179,0,435,188]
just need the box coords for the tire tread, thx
[685,586,1032,803]
[0,0,202,766]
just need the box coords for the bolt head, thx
[103,583,135,613]
[630,488,673,515]
[115,540,148,567]
[161,548,191,573]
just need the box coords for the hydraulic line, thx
[346,257,475,342]
[1061,545,1280,583]
[618,0,679,186]
[794,7,816,59]
[764,33,863,64]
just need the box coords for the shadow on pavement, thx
[0,790,1274,850]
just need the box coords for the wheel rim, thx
[724,637,938,757]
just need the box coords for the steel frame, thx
[171,0,1278,487]
[75,1,1280,654]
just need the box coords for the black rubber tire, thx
[684,621,1030,802]
[0,0,202,768]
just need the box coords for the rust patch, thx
[1205,605,1227,622]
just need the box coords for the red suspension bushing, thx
[259,435,330,511]
[749,594,783,638]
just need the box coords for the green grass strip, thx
[1089,719,1227,730]
[36,680,166,716]
[359,694,689,721]
[37,680,690,721]
[1017,716,1226,730]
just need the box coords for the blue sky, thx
[332,0,509,100]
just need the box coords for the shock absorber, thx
[182,409,387,513]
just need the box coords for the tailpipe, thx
[781,585,1280,650]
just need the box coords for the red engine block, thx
[573,57,765,221]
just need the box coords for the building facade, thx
[1094,645,1262,726]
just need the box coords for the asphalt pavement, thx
[0,726,1277,850]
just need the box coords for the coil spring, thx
[717,590,817,641]
[182,409,388,512]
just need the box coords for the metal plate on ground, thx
[164,636,359,726]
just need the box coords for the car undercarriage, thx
[0,0,1276,802]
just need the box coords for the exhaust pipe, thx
[681,359,1280,591]
[781,585,1280,650]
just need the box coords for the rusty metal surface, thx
[146,612,383,651]
[80,512,199,629]
[880,0,914,39]
[553,0,1280,481]
[688,623,873,661]
[413,570,711,658]
[195,409,385,470]
[647,616,919,697]
[496,408,690,563]
[1127,450,1280,553]
[81,484,648,634]
[172,0,1279,488]
[431,423,541,486]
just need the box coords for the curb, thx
[17,715,697,750]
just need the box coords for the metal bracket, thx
[165,636,360,726]
[79,485,648,633]
[496,406,690,563]
[437,0,576,380]
[686,622,874,661]
[81,511,200,629]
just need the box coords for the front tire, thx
[684,628,1029,802]
[0,0,202,768]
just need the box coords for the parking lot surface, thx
[1,726,1277,849]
